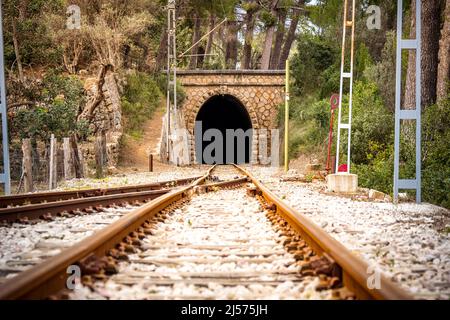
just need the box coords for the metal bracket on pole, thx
[0,1,11,195]
[335,0,356,174]
[394,0,422,203]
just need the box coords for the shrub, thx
[154,73,186,106]
[10,71,86,141]
[291,34,337,96]
[421,99,450,208]
[354,146,394,195]
[349,81,394,164]
[121,71,162,138]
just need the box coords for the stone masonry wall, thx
[177,70,285,164]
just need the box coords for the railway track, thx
[0,165,412,300]
[0,176,200,223]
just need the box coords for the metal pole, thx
[394,0,422,203]
[284,60,290,172]
[167,0,178,165]
[335,0,356,174]
[0,0,11,195]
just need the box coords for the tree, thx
[225,19,239,69]
[437,0,450,104]
[241,1,259,69]
[270,7,287,69]
[188,12,202,69]
[2,0,63,81]
[278,3,303,69]
[404,0,442,110]
[260,0,280,69]
[77,1,153,121]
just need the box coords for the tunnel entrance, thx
[195,95,252,164]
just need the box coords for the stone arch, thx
[176,70,285,164]
[185,88,260,134]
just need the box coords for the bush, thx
[10,71,86,141]
[354,146,394,195]
[285,96,331,158]
[349,81,394,164]
[421,99,450,208]
[154,73,186,106]
[291,34,337,97]
[121,71,162,138]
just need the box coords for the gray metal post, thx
[394,0,422,203]
[0,0,11,195]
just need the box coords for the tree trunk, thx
[123,44,131,69]
[404,0,442,110]
[421,0,441,107]
[404,1,417,110]
[437,0,450,103]
[78,64,113,122]
[260,0,280,70]
[242,6,257,69]
[270,9,287,70]
[12,19,24,82]
[225,20,239,69]
[278,6,302,69]
[205,15,216,66]
[155,29,168,71]
[261,27,275,69]
[189,13,202,69]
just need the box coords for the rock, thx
[369,189,386,201]
[107,166,119,175]
[306,164,321,172]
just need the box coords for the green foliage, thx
[355,44,374,80]
[154,74,186,106]
[291,34,337,96]
[121,71,162,138]
[364,31,396,111]
[421,100,450,208]
[350,81,394,164]
[10,71,87,141]
[354,146,394,195]
[3,0,65,68]
[286,96,331,158]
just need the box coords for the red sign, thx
[330,94,339,111]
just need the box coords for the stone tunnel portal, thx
[195,95,252,164]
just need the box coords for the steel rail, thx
[0,189,170,223]
[234,165,413,300]
[0,165,412,300]
[0,176,201,208]
[0,166,249,299]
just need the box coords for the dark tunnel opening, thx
[195,95,252,164]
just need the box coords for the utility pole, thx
[0,0,11,195]
[166,0,177,163]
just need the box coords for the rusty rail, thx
[234,165,412,300]
[0,189,170,223]
[0,166,228,299]
[0,176,200,208]
[0,165,412,300]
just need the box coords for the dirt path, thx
[119,108,171,172]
